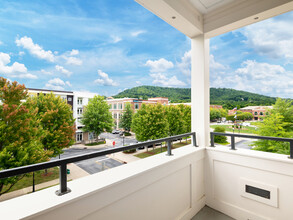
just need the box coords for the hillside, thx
[113,86,277,109]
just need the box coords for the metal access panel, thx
[240,178,278,207]
[245,185,270,199]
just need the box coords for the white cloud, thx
[64,56,82,65]
[70,49,79,56]
[0,52,37,79]
[111,35,122,43]
[131,30,146,37]
[45,78,68,90]
[65,81,72,87]
[145,58,174,73]
[210,54,227,71]
[55,65,72,77]
[15,36,55,62]
[0,40,3,45]
[40,69,53,75]
[136,81,142,85]
[94,70,118,86]
[18,51,25,56]
[210,60,293,98]
[177,50,191,76]
[235,60,285,80]
[241,18,293,62]
[150,73,186,87]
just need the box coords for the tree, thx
[120,103,133,132]
[210,108,221,121]
[271,98,293,131]
[213,126,228,144]
[253,113,291,154]
[25,93,75,157]
[166,105,185,136]
[132,104,168,142]
[81,95,113,137]
[0,78,48,196]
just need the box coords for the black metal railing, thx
[210,132,293,158]
[0,132,197,196]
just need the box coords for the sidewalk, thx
[0,163,89,202]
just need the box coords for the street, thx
[53,148,123,174]
[99,132,138,147]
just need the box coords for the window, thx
[114,113,117,119]
[260,112,263,115]
[77,117,82,122]
[135,103,139,109]
[76,132,83,141]
[68,97,72,101]
[254,112,258,115]
[114,104,117,109]
[109,104,112,109]
[77,98,83,105]
[266,112,269,116]
[119,113,122,119]
[77,108,83,115]
[118,103,123,109]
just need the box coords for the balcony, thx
[1,132,293,219]
[1,0,293,219]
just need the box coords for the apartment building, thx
[228,106,273,120]
[28,88,98,143]
[107,97,169,129]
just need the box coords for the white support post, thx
[191,35,210,147]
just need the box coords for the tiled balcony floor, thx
[192,206,235,220]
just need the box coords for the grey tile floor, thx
[192,206,235,220]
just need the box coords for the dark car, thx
[112,130,120,134]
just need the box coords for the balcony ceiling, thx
[135,0,293,38]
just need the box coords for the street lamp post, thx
[122,133,125,146]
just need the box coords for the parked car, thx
[112,130,120,134]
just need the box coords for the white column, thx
[191,35,210,147]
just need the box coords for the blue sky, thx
[0,0,292,98]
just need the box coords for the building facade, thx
[228,106,273,120]
[107,97,169,129]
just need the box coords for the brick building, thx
[228,106,272,120]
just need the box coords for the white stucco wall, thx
[205,146,293,220]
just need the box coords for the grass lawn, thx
[85,141,106,146]
[210,124,257,134]
[135,140,191,159]
[2,167,59,194]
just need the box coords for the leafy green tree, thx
[253,113,291,154]
[25,93,75,157]
[81,95,113,137]
[271,98,293,131]
[120,103,133,132]
[132,104,168,142]
[213,126,228,144]
[177,104,191,133]
[166,105,185,136]
[0,78,48,196]
[210,108,221,121]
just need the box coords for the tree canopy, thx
[81,95,113,136]
[25,93,75,157]
[120,103,133,132]
[0,78,48,195]
[132,104,169,141]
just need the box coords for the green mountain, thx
[113,86,277,109]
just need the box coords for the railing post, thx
[289,141,293,159]
[56,163,71,196]
[230,136,236,150]
[166,140,173,156]
[192,133,198,147]
[211,133,215,147]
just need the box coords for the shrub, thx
[123,148,136,154]
[124,132,131,136]
[213,126,228,144]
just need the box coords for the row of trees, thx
[0,78,75,195]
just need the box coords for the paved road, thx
[100,132,138,147]
[53,148,123,174]
[235,139,255,149]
